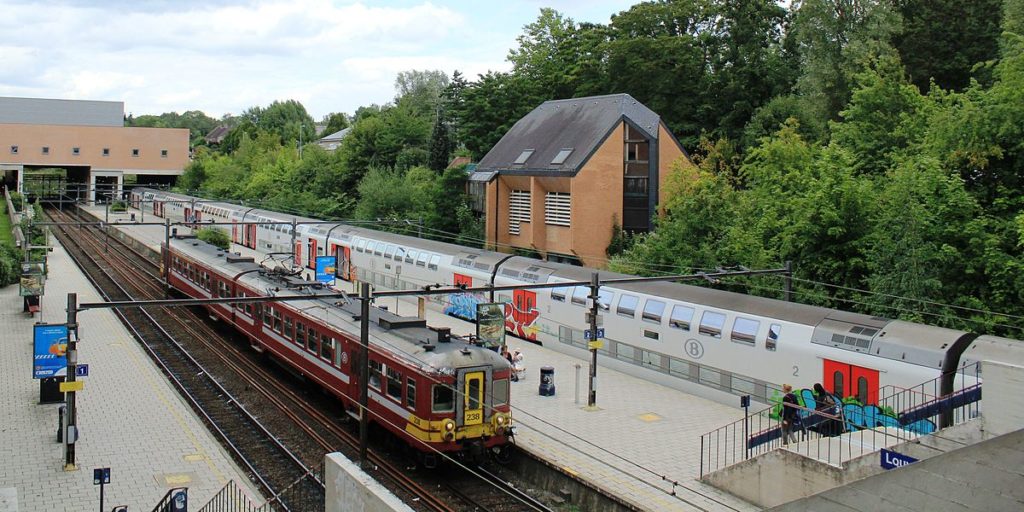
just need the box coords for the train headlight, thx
[495,415,505,426]
[444,420,455,432]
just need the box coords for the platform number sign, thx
[93,468,110,485]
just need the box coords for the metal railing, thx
[699,363,983,477]
[197,468,325,512]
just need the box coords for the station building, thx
[0,96,189,202]
[471,93,691,268]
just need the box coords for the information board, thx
[315,256,336,285]
[476,302,506,349]
[33,323,68,379]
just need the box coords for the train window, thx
[643,330,660,340]
[617,294,639,318]
[384,244,396,259]
[284,317,293,339]
[669,305,694,330]
[642,300,666,324]
[699,311,725,338]
[597,289,613,310]
[428,255,440,270]
[263,307,272,325]
[386,368,402,400]
[356,239,366,252]
[296,322,305,346]
[272,309,282,333]
[492,378,509,407]
[731,317,759,346]
[365,241,376,254]
[245,300,252,316]
[374,243,384,256]
[571,286,588,306]
[406,378,416,409]
[857,377,869,404]
[394,247,405,262]
[551,286,569,302]
[833,371,844,398]
[307,328,319,354]
[467,377,482,411]
[369,360,383,390]
[406,250,417,264]
[766,324,780,351]
[432,384,454,412]
[320,334,333,361]
[416,252,428,267]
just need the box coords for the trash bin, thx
[130,213,136,222]
[539,366,556,396]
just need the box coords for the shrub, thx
[110,200,127,212]
[196,227,230,250]
[9,192,24,212]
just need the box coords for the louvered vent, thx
[545,192,571,227]
[509,190,531,235]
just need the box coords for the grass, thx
[0,201,14,247]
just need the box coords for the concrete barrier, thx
[324,453,414,512]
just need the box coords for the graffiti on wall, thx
[768,387,936,436]
[444,292,485,321]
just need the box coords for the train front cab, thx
[823,358,879,405]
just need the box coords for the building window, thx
[513,149,534,165]
[551,148,574,165]
[42,146,50,155]
[72,147,80,155]
[545,192,571,227]
[161,149,168,158]
[9,145,17,154]
[508,190,531,235]
[132,149,140,157]
[102,148,110,156]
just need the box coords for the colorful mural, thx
[505,302,540,340]
[767,387,936,436]
[444,292,484,320]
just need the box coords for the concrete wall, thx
[981,360,1024,436]
[324,453,414,512]
[0,123,189,175]
[703,420,990,508]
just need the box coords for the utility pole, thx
[164,219,172,298]
[64,293,79,471]
[290,218,297,269]
[587,272,600,408]
[358,282,371,468]
[103,201,110,253]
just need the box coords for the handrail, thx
[699,362,983,477]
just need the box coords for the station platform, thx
[0,232,260,510]
[79,203,756,511]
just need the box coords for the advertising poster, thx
[33,323,68,379]
[315,255,337,286]
[476,302,506,349]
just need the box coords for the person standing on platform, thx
[813,383,839,437]
[781,384,800,445]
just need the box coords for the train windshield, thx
[432,385,454,412]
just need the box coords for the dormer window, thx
[513,149,534,165]
[551,148,573,165]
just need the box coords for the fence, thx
[195,467,325,512]
[699,362,983,477]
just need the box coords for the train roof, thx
[168,237,510,374]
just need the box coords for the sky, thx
[0,0,638,121]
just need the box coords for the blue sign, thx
[315,256,336,285]
[76,364,89,377]
[93,467,110,485]
[880,448,918,470]
[33,324,68,379]
[584,328,605,340]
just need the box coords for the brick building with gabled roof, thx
[470,93,691,267]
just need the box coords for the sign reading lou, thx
[315,256,336,285]
[33,323,68,379]
[476,302,506,349]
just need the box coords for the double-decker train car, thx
[134,187,1022,409]
[162,236,515,466]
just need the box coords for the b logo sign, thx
[685,339,704,359]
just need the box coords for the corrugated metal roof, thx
[476,94,660,176]
[0,96,124,127]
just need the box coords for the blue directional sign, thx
[75,364,89,377]
[93,467,110,485]
[315,256,336,286]
[33,324,68,379]
[584,328,605,340]
[880,448,918,470]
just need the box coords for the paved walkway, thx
[81,203,756,511]
[0,233,260,511]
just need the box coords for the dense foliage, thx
[164,0,1024,334]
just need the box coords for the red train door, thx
[294,241,302,266]
[823,359,879,405]
[308,239,318,269]
[338,246,352,281]
[184,207,192,226]
[232,221,239,244]
[512,290,536,319]
[453,273,472,288]
[247,224,256,249]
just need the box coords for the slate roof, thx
[318,127,351,142]
[476,93,663,176]
[204,125,230,144]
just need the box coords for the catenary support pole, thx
[587,272,599,408]
[359,282,371,468]
[164,219,171,298]
[64,293,79,471]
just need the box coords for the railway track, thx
[46,205,556,512]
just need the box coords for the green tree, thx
[196,227,230,250]
[321,112,350,136]
[428,110,454,172]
